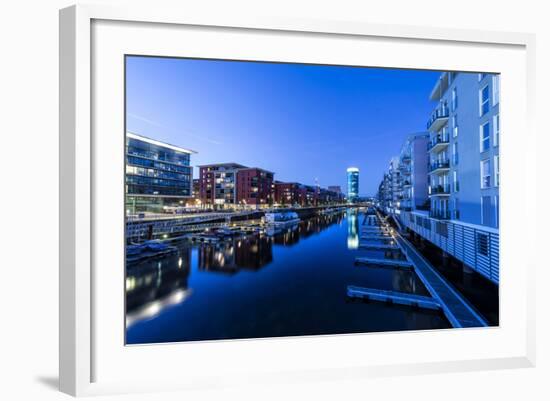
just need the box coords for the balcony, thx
[402,180,412,187]
[429,160,450,174]
[428,133,450,153]
[427,104,449,132]
[430,210,451,220]
[401,155,411,164]
[429,184,450,196]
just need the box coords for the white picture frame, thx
[59,4,536,397]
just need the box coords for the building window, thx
[494,155,500,186]
[480,85,490,116]
[480,122,491,152]
[481,196,493,226]
[453,198,460,220]
[476,232,489,256]
[452,115,458,137]
[481,159,491,189]
[493,75,500,105]
[495,195,499,228]
[452,142,459,165]
[493,114,500,146]
[451,87,458,111]
[453,170,459,192]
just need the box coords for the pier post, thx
[441,250,449,267]
[462,263,474,274]
[462,263,474,286]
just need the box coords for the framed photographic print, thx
[59,4,536,396]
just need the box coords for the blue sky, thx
[126,56,441,196]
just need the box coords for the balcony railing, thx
[429,184,450,195]
[428,133,450,151]
[429,210,451,220]
[427,104,449,131]
[402,180,411,187]
[429,160,450,173]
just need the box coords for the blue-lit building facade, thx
[398,133,429,212]
[376,72,500,283]
[427,72,500,227]
[126,132,196,214]
[347,167,359,203]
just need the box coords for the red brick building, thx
[198,163,245,208]
[198,163,274,209]
[274,182,304,206]
[236,168,274,207]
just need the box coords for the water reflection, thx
[347,208,359,249]
[126,209,451,343]
[126,247,192,328]
[199,235,273,274]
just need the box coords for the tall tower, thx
[347,167,359,203]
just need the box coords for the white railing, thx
[397,211,499,284]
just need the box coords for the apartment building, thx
[398,133,430,212]
[427,72,500,227]
[376,72,501,283]
[198,163,275,209]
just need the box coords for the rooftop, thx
[197,162,247,169]
[126,131,197,154]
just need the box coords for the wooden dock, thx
[374,211,489,328]
[358,243,399,250]
[355,257,412,269]
[347,286,441,310]
[361,229,390,234]
[360,235,394,241]
[394,234,488,328]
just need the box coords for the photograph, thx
[124,56,500,345]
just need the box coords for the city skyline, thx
[126,56,441,196]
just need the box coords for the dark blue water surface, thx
[126,210,450,344]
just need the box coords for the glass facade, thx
[347,167,359,203]
[126,133,194,214]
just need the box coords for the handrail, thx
[426,104,449,129]
[396,211,499,284]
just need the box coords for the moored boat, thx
[264,211,300,227]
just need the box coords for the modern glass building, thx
[347,167,359,203]
[126,132,196,214]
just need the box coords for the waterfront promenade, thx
[126,203,353,242]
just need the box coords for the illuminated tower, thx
[347,167,359,203]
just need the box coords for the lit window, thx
[481,159,491,189]
[492,75,500,105]
[452,115,458,137]
[480,122,490,152]
[493,114,500,147]
[453,170,459,192]
[494,155,500,186]
[452,142,459,165]
[480,85,490,116]
[451,87,458,111]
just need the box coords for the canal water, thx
[126,209,451,344]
